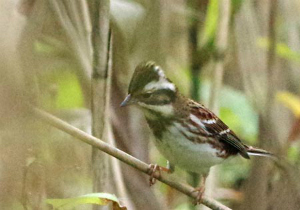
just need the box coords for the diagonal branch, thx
[31,107,231,210]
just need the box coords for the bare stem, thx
[266,0,277,119]
[208,0,231,113]
[32,107,231,210]
[90,0,111,202]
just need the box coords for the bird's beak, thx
[120,94,133,107]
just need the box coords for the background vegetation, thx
[1,0,300,209]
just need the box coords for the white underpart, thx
[203,119,216,124]
[153,121,224,174]
[140,103,174,118]
[219,128,230,135]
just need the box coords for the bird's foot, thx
[192,186,205,205]
[148,164,172,186]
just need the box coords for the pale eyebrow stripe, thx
[144,80,176,91]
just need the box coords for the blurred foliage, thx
[1,0,300,209]
[258,38,300,64]
[277,91,300,162]
[200,0,218,47]
[288,145,300,163]
[39,69,84,109]
[47,193,126,210]
[277,91,300,117]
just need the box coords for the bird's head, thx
[121,61,177,117]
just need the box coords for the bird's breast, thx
[148,119,225,174]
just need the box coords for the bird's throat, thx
[140,103,174,119]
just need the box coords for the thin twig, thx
[32,107,231,210]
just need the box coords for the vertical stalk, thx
[206,1,231,210]
[188,0,201,102]
[240,1,278,210]
[90,1,112,209]
[266,0,277,119]
[208,0,231,113]
[187,1,204,209]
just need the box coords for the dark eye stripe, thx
[153,89,175,100]
[142,89,176,105]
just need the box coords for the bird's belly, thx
[154,125,224,174]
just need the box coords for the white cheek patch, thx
[139,103,174,117]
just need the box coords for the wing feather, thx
[189,101,250,159]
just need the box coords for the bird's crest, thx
[128,61,175,95]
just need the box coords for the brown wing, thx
[189,101,250,159]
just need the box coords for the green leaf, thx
[55,71,84,109]
[200,0,218,47]
[257,38,300,63]
[276,91,300,117]
[287,145,300,163]
[47,193,126,210]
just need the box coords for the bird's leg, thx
[148,161,174,186]
[192,174,208,205]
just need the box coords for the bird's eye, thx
[142,93,152,99]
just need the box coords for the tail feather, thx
[245,146,276,159]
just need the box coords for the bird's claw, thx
[148,164,172,186]
[148,164,161,186]
[192,186,205,205]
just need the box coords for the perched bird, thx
[120,61,274,204]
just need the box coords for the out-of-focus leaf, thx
[34,41,58,55]
[257,38,300,63]
[200,0,218,47]
[287,144,300,162]
[47,193,126,210]
[55,71,84,109]
[34,36,70,57]
[175,202,190,210]
[111,0,145,41]
[26,157,36,167]
[220,107,241,131]
[231,0,244,16]
[40,70,83,109]
[276,91,300,117]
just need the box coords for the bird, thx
[120,61,274,204]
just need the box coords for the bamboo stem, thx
[90,1,111,209]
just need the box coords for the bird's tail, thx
[245,146,276,159]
